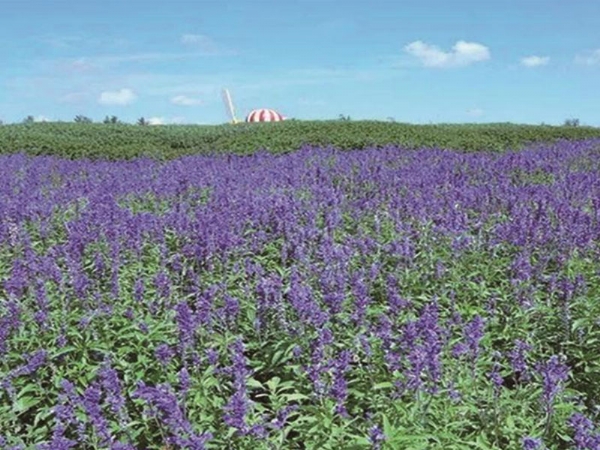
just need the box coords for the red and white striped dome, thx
[245,108,285,122]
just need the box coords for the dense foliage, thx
[2,139,600,449]
[0,121,599,160]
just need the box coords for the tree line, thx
[19,115,153,125]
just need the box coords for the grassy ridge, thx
[0,121,599,160]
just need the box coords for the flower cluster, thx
[2,139,600,447]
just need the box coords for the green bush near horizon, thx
[0,120,599,160]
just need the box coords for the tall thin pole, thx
[222,88,238,124]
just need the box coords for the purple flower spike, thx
[464,315,485,361]
[522,436,543,450]
[568,412,600,449]
[536,355,570,415]
[369,425,386,450]
[509,339,533,382]
[82,384,111,447]
[155,343,175,367]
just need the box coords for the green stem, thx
[493,391,501,446]
[543,409,553,440]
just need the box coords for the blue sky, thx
[0,0,598,125]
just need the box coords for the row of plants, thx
[0,121,599,160]
[2,140,600,448]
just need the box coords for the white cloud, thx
[404,40,491,68]
[181,34,211,45]
[34,115,50,122]
[466,108,484,117]
[98,88,136,106]
[68,58,100,72]
[148,117,165,125]
[520,55,550,67]
[180,34,234,55]
[47,51,224,74]
[39,35,129,50]
[147,116,186,125]
[171,95,203,106]
[575,49,600,66]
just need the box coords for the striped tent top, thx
[245,108,285,122]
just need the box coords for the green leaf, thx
[283,393,310,402]
[16,383,42,397]
[372,382,394,390]
[246,378,263,389]
[51,346,77,358]
[14,395,43,413]
[382,414,395,441]
[474,434,495,449]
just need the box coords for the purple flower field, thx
[2,140,600,449]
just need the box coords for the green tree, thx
[564,118,580,127]
[103,115,121,124]
[137,117,150,126]
[22,115,35,124]
[74,115,93,123]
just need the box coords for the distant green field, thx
[0,121,599,160]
